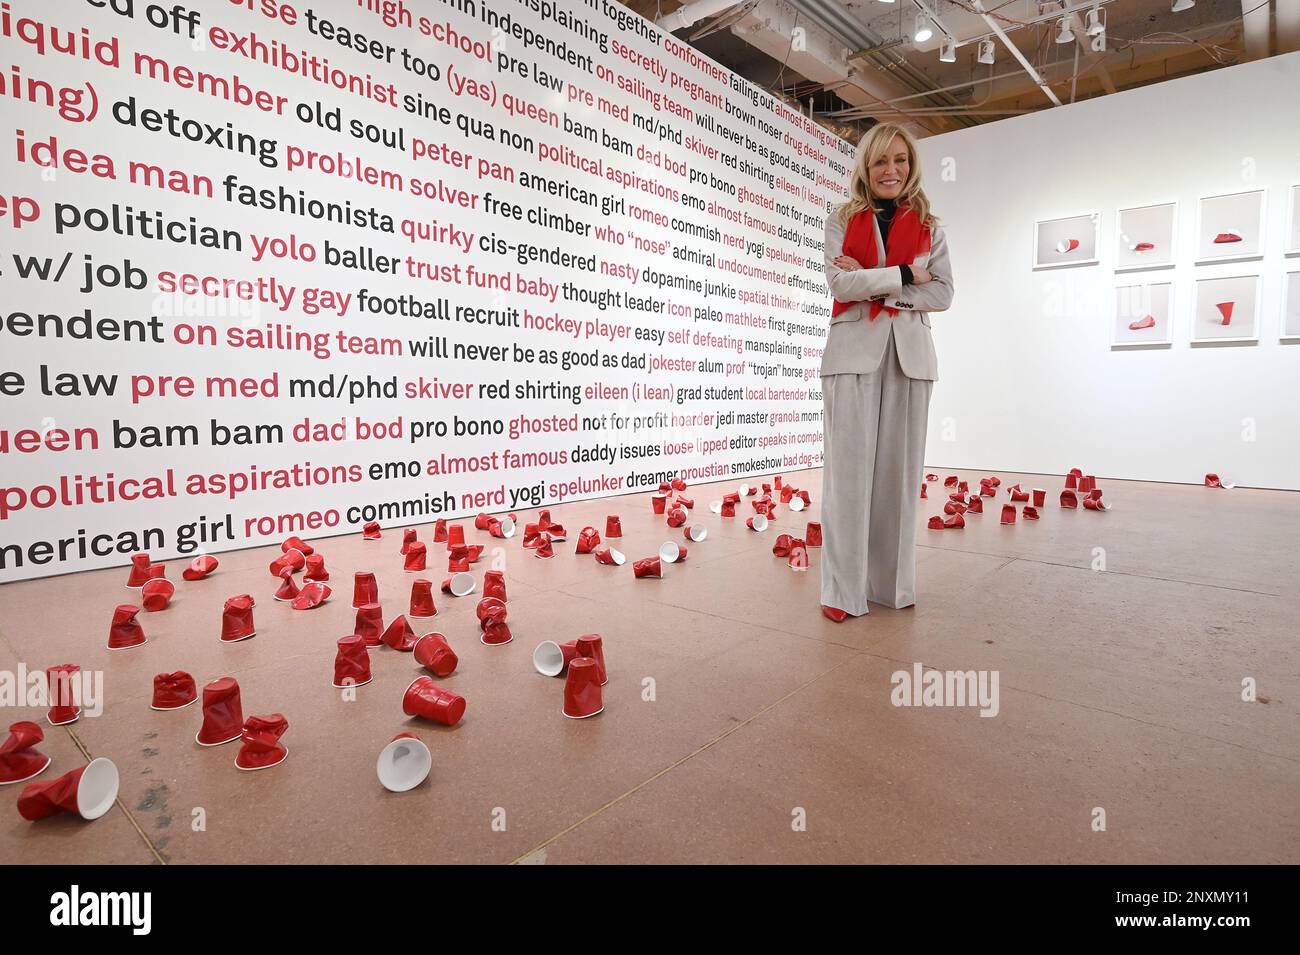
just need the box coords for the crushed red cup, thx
[151,672,197,711]
[181,554,219,581]
[402,677,466,726]
[45,664,81,725]
[562,657,604,719]
[362,521,382,540]
[126,553,152,588]
[333,635,372,688]
[432,518,447,542]
[400,528,417,556]
[966,495,984,513]
[927,516,945,530]
[1060,490,1078,509]
[381,615,419,652]
[1205,473,1223,488]
[593,546,625,566]
[446,524,465,548]
[943,513,965,529]
[414,632,457,677]
[403,541,427,572]
[273,567,301,602]
[355,603,384,648]
[220,595,256,642]
[196,677,244,746]
[141,578,175,612]
[575,527,601,554]
[806,522,822,546]
[282,536,313,556]
[534,535,555,559]
[481,618,513,647]
[1023,506,1040,520]
[17,757,119,821]
[291,582,331,610]
[409,579,437,617]
[632,556,662,579]
[482,570,507,601]
[353,572,379,608]
[1000,504,1017,525]
[235,714,288,771]
[0,721,52,785]
[920,483,928,499]
[304,554,329,582]
[107,604,146,651]
[605,515,622,538]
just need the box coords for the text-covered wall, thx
[0,0,852,581]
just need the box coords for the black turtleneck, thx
[876,197,914,286]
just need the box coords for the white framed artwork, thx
[1034,212,1100,269]
[1112,281,1173,347]
[1283,271,1300,342]
[1116,201,1177,271]
[1191,274,1260,344]
[1194,188,1265,263]
[1285,184,1299,256]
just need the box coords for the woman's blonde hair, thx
[836,123,938,230]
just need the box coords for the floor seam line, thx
[67,728,167,865]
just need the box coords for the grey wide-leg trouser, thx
[820,330,933,615]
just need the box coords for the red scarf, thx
[831,201,931,320]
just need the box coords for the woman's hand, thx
[910,265,933,284]
[833,255,863,271]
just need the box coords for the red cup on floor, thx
[651,494,667,515]
[353,572,379,609]
[291,582,331,610]
[1000,504,1016,525]
[0,721,52,785]
[235,714,288,771]
[355,603,384,648]
[220,595,256,642]
[575,634,607,685]
[488,516,516,539]
[447,524,465,548]
[533,536,555,559]
[432,518,447,542]
[927,516,945,530]
[633,556,661,578]
[966,496,984,514]
[482,570,507,601]
[562,658,604,719]
[746,514,768,532]
[1060,490,1078,509]
[333,635,372,688]
[414,632,458,677]
[480,619,513,646]
[666,507,687,528]
[533,640,578,677]
[141,577,175,612]
[1023,506,1040,520]
[382,615,419,652]
[151,672,197,711]
[605,515,622,538]
[805,522,822,546]
[46,664,81,725]
[441,572,476,596]
[410,579,437,617]
[943,513,965,529]
[684,523,707,543]
[273,567,300,602]
[1032,488,1046,508]
[476,597,507,626]
[593,546,625,566]
[1009,485,1029,503]
[107,604,146,651]
[1064,472,1078,490]
[377,733,431,792]
[403,677,466,726]
[17,757,119,821]
[400,528,417,556]
[1205,473,1223,488]
[282,536,313,556]
[659,541,687,563]
[404,542,427,572]
[126,553,152,588]
[772,534,793,557]
[363,521,382,540]
[182,554,219,581]
[1079,475,1096,494]
[304,554,329,582]
[196,677,243,746]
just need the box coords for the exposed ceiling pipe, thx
[971,0,1063,106]
[656,0,747,32]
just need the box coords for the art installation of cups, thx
[482,571,507,601]
[282,536,313,556]
[402,677,466,727]
[17,757,119,822]
[0,721,52,785]
[381,615,420,652]
[363,521,382,540]
[355,603,384,648]
[304,554,329,582]
[1000,504,1017,525]
[181,554,219,581]
[235,714,289,771]
[220,594,256,642]
[273,567,301,602]
[291,582,331,610]
[683,523,707,542]
[632,556,662,578]
[746,513,768,532]
[805,522,822,546]
[658,541,687,563]
[562,657,604,719]
[404,541,427,572]
[605,515,622,538]
[377,733,431,793]
[413,632,458,677]
[333,634,373,688]
[151,671,197,711]
[126,553,152,588]
[409,578,437,617]
[574,634,607,686]
[196,677,244,746]
[593,546,625,566]
[400,528,417,555]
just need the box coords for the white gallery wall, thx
[917,50,1300,490]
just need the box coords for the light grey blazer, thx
[819,209,954,380]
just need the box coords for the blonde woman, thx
[819,123,954,622]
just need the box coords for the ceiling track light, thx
[913,13,933,43]
[977,38,995,65]
[1171,0,1195,10]
[1055,16,1075,44]
[1085,7,1106,36]
[939,38,956,62]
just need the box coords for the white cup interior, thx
[498,517,515,538]
[377,737,431,793]
[658,541,681,563]
[688,524,708,541]
[450,572,476,597]
[608,547,625,566]
[789,497,805,512]
[76,757,120,820]
[751,514,768,532]
[533,641,565,676]
[709,500,722,514]
[737,484,750,497]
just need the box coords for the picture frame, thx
[1191,273,1260,344]
[1285,183,1300,256]
[1115,201,1177,271]
[1112,281,1173,347]
[1194,188,1265,263]
[1033,212,1100,269]
[1283,270,1300,342]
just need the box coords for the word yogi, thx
[50,885,151,935]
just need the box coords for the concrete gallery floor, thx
[2,468,1297,864]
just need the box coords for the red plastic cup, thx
[632,556,662,578]
[107,604,147,650]
[139,578,174,613]
[0,721,52,785]
[446,524,465,548]
[181,554,219,581]
[17,757,119,821]
[402,677,466,726]
[480,619,513,646]
[404,542,427,573]
[45,664,81,725]
[593,546,625,566]
[1060,490,1078,509]
[482,570,507,601]
[333,635,372,688]
[382,615,419,652]
[1000,504,1017,525]
[150,672,197,711]
[533,640,578,677]
[605,515,622,538]
[196,677,244,746]
[273,568,301,602]
[413,633,458,677]
[126,553,152,588]
[235,714,289,771]
[377,733,431,792]
[355,603,384,648]
[441,572,476,596]
[353,571,379,609]
[651,494,667,515]
[304,554,329,582]
[562,658,604,719]
[363,521,382,540]
[1032,488,1046,508]
[220,595,256,642]
[432,518,447,542]
[575,634,607,686]
[400,528,417,555]
[410,579,437,617]
[291,582,331,610]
